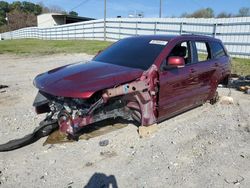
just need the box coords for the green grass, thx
[0,39,249,76]
[231,57,250,76]
[0,39,112,55]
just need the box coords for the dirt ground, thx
[0,54,249,188]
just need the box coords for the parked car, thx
[33,35,231,138]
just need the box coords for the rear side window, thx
[210,42,226,59]
[195,42,211,62]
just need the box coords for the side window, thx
[161,41,192,71]
[168,41,191,64]
[195,42,211,62]
[210,42,226,59]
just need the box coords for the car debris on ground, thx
[229,75,250,94]
[219,96,234,105]
[138,124,158,138]
[0,85,8,93]
[99,139,109,146]
[0,85,8,90]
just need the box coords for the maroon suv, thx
[33,35,231,137]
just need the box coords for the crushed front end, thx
[33,65,159,139]
[33,90,131,138]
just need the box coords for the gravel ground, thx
[0,54,249,188]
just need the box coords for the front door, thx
[158,41,200,121]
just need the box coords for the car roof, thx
[128,34,221,42]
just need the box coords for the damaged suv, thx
[33,35,231,138]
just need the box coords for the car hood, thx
[34,61,144,98]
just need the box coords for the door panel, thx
[192,41,219,101]
[157,40,217,121]
[158,66,200,121]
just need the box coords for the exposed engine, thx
[33,91,132,138]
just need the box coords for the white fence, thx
[1,17,250,58]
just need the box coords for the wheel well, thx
[219,75,229,86]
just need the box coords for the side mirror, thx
[168,56,185,68]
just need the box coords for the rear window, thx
[210,42,226,59]
[93,37,167,70]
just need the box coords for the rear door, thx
[191,40,220,101]
[209,41,231,85]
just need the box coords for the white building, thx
[37,13,94,28]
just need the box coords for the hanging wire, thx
[69,0,91,12]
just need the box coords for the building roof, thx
[52,14,95,24]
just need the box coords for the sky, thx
[5,0,250,18]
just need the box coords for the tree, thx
[0,1,9,12]
[186,8,214,18]
[0,16,6,26]
[0,1,69,32]
[9,1,22,11]
[0,1,43,30]
[0,24,8,32]
[7,9,36,30]
[69,11,78,16]
[0,1,9,26]
[33,4,42,15]
[217,12,232,18]
[238,7,250,17]
[181,12,188,18]
[40,4,65,14]
[21,1,42,15]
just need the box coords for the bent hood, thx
[34,61,144,98]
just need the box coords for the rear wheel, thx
[220,75,229,87]
[210,91,219,105]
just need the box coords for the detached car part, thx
[0,120,58,152]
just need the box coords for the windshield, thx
[93,37,168,70]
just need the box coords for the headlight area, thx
[33,91,50,114]
[33,90,133,138]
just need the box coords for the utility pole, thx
[159,0,162,18]
[104,0,107,41]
